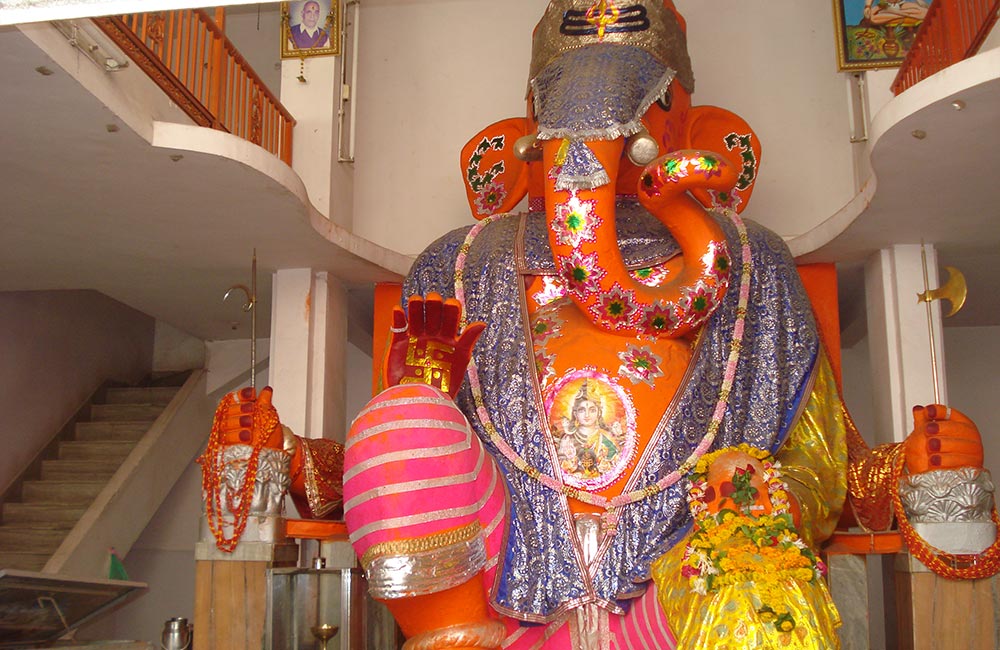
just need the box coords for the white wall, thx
[152,320,206,372]
[205,337,270,394]
[345,339,374,431]
[841,335,877,445]
[943,326,1000,483]
[226,4,283,95]
[0,290,154,492]
[351,0,536,256]
[78,463,203,644]
[674,1,857,237]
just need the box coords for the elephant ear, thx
[683,106,762,214]
[460,118,530,220]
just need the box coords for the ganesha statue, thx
[214,1,991,648]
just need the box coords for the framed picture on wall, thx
[833,0,932,70]
[281,0,340,59]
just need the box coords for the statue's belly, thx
[526,290,695,513]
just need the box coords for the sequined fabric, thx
[532,44,675,144]
[529,0,695,94]
[297,437,345,519]
[646,353,848,648]
[557,140,612,191]
[846,440,902,532]
[404,204,819,621]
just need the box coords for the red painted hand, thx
[217,386,284,449]
[382,292,486,400]
[904,404,983,474]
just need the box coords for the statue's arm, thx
[846,403,983,533]
[774,350,849,547]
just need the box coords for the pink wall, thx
[0,290,154,491]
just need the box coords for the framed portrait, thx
[281,0,340,59]
[833,0,932,70]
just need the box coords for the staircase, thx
[0,382,183,572]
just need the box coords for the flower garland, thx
[198,392,279,553]
[891,452,1000,580]
[454,209,753,532]
[682,444,826,633]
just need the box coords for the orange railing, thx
[891,0,1000,95]
[93,10,295,164]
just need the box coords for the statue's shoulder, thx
[714,214,798,268]
[406,214,523,297]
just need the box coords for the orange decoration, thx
[890,453,1000,580]
[198,392,281,552]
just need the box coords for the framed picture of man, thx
[281,0,339,59]
[833,0,932,70]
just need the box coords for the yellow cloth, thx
[778,351,849,548]
[650,350,847,649]
[653,538,841,650]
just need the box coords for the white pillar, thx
[268,268,348,441]
[309,272,348,442]
[864,244,947,444]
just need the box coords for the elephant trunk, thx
[543,138,737,338]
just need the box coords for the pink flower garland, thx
[454,210,754,526]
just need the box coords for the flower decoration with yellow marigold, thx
[682,444,827,634]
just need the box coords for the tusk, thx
[514,133,543,161]
[626,129,659,166]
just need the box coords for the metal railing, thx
[93,9,295,164]
[891,0,1000,95]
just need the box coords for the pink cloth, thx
[344,384,505,571]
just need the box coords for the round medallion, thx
[544,369,637,491]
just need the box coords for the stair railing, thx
[92,9,295,165]
[891,0,1000,95]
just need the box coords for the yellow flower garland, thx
[681,445,826,632]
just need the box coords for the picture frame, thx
[832,0,932,70]
[281,0,339,59]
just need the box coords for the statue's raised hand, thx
[382,292,486,400]
[216,386,284,449]
[904,404,983,474]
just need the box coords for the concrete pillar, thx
[864,244,946,444]
[268,268,348,441]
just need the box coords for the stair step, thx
[58,440,135,461]
[41,459,120,481]
[0,523,70,549]
[90,403,164,422]
[22,481,106,504]
[2,503,87,525]
[75,421,149,441]
[105,386,180,405]
[0,550,51,571]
